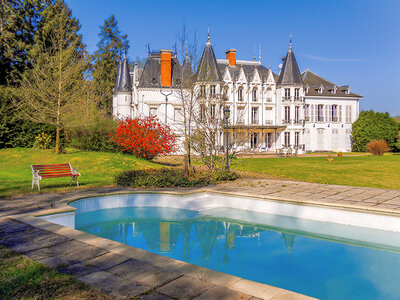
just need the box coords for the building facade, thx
[113,38,362,153]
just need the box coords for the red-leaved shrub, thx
[366,139,389,156]
[111,116,175,160]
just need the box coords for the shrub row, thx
[115,168,238,188]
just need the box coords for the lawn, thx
[0,148,160,198]
[231,154,400,190]
[0,246,111,299]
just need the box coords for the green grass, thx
[231,154,400,190]
[0,148,160,198]
[0,246,111,299]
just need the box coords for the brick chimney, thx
[225,49,237,66]
[160,50,173,87]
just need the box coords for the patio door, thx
[251,133,258,150]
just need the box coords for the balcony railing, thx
[265,120,273,125]
[282,119,291,124]
[251,119,259,125]
[293,119,303,125]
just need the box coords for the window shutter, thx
[339,105,342,122]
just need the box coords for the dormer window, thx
[327,85,337,94]
[252,88,257,102]
[305,84,310,93]
[318,86,323,94]
[341,85,351,95]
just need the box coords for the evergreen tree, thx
[92,15,129,113]
[13,0,87,154]
[352,110,400,152]
[0,0,56,148]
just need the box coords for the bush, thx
[111,116,175,160]
[352,110,399,152]
[34,132,52,149]
[366,139,389,156]
[115,168,238,188]
[67,118,118,152]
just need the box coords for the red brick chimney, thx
[160,50,172,87]
[225,49,237,66]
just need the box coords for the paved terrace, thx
[1,178,400,299]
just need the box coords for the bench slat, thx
[39,172,74,176]
[32,164,70,168]
[41,174,74,178]
[33,166,71,170]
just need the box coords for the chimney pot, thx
[225,49,237,66]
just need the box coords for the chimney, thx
[225,49,237,66]
[160,49,173,87]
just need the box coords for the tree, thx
[13,0,86,153]
[111,116,175,160]
[352,110,400,152]
[0,0,57,149]
[92,15,129,113]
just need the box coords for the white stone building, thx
[113,38,362,153]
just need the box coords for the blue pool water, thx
[66,202,400,300]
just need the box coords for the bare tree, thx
[174,26,200,175]
[13,4,86,153]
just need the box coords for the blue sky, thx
[66,0,400,115]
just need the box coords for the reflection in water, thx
[75,207,400,300]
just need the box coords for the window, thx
[284,88,290,99]
[346,128,352,148]
[210,104,216,119]
[346,105,352,123]
[304,105,310,121]
[284,132,290,147]
[210,85,216,97]
[238,88,243,101]
[310,104,314,122]
[252,88,257,102]
[174,108,183,123]
[200,85,206,96]
[295,106,300,123]
[266,132,273,148]
[317,104,324,122]
[251,133,258,149]
[331,105,338,122]
[294,88,300,99]
[237,108,244,124]
[251,107,258,124]
[284,106,290,123]
[149,107,157,117]
[224,86,229,96]
[318,86,323,94]
[200,104,205,121]
[294,132,300,147]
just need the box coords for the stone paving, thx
[1,178,400,299]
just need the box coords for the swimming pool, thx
[40,193,400,299]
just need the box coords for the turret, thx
[113,56,132,118]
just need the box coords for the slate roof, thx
[276,44,304,86]
[113,61,122,94]
[302,69,362,98]
[116,56,132,93]
[138,52,186,88]
[217,60,278,83]
[194,39,222,82]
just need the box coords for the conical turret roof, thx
[195,37,222,82]
[277,43,304,86]
[117,56,132,92]
[113,61,122,95]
